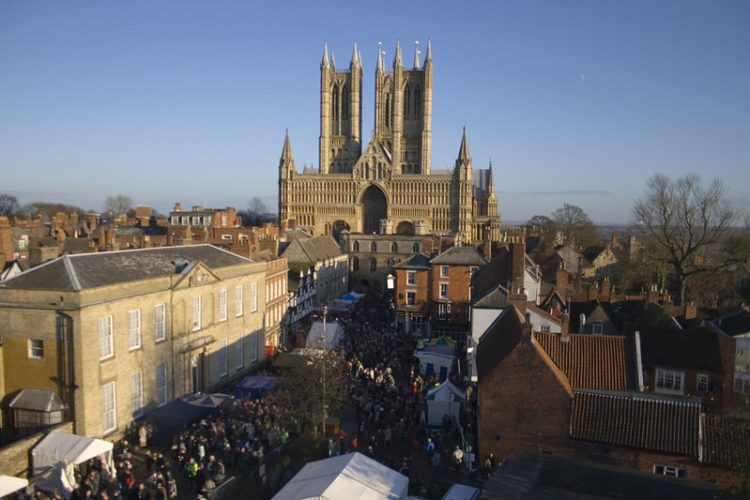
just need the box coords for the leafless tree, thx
[551,203,600,249]
[0,193,19,216]
[104,195,133,217]
[633,174,737,304]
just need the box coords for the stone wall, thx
[0,422,74,477]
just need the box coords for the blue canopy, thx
[234,375,278,399]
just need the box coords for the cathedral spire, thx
[351,42,360,68]
[281,129,294,163]
[321,42,329,69]
[413,40,421,70]
[330,50,336,69]
[376,42,384,72]
[425,39,432,65]
[394,39,402,67]
[458,127,471,162]
[487,158,495,192]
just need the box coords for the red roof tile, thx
[533,332,634,390]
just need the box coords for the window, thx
[391,242,398,253]
[541,325,551,333]
[353,241,359,252]
[221,234,233,241]
[252,331,259,362]
[352,257,359,271]
[102,381,116,434]
[413,243,420,253]
[655,368,684,394]
[653,465,687,478]
[192,216,200,225]
[697,374,709,392]
[219,339,228,377]
[591,323,604,335]
[170,216,178,225]
[128,309,141,349]
[181,216,189,225]
[441,265,449,278]
[219,289,228,321]
[154,304,166,342]
[407,291,416,306]
[99,316,114,360]
[250,282,258,312]
[407,271,416,285]
[130,372,143,418]
[370,259,377,272]
[28,339,44,359]
[370,242,377,252]
[235,285,244,316]
[438,302,451,320]
[236,332,244,370]
[469,266,478,277]
[192,296,202,331]
[440,283,449,299]
[735,377,750,394]
[156,362,167,406]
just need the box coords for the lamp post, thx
[322,305,328,437]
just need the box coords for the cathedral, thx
[278,41,500,244]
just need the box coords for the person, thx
[425,438,435,466]
[138,424,148,449]
[452,445,464,473]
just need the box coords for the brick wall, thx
[0,422,74,477]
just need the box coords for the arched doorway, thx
[396,221,415,235]
[362,185,387,234]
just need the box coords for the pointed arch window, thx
[404,84,411,119]
[369,258,377,272]
[392,242,398,253]
[370,242,377,252]
[342,84,349,117]
[352,256,359,271]
[353,241,360,252]
[413,243,420,253]
[385,94,392,128]
[414,85,421,116]
[332,84,340,133]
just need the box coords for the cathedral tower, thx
[319,43,363,174]
[374,41,432,175]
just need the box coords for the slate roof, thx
[482,453,720,500]
[711,309,750,337]
[533,332,634,390]
[476,307,523,380]
[571,390,701,457]
[702,415,750,470]
[393,253,431,270]
[568,300,611,333]
[281,235,342,266]
[633,326,724,373]
[0,244,251,291]
[430,246,488,266]
[472,284,509,309]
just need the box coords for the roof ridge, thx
[62,254,82,290]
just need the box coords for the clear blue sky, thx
[1,1,748,224]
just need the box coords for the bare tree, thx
[0,193,20,216]
[633,174,737,304]
[526,215,557,236]
[239,197,269,227]
[103,195,133,217]
[551,203,600,249]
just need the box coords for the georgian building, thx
[0,245,267,441]
[278,41,500,246]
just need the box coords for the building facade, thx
[278,42,500,245]
[0,245,266,440]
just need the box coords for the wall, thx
[0,421,74,477]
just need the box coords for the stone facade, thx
[0,246,267,440]
[278,42,500,245]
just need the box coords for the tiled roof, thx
[571,390,701,457]
[711,309,750,337]
[702,415,750,470]
[393,253,431,270]
[282,235,343,265]
[430,246,488,266]
[0,244,251,291]
[533,332,634,390]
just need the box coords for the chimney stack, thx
[509,242,525,290]
[684,302,697,320]
[0,216,12,266]
[556,260,568,295]
[599,277,612,302]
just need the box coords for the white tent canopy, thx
[425,381,465,428]
[306,320,343,350]
[0,475,29,497]
[273,452,408,500]
[414,348,455,381]
[31,431,114,498]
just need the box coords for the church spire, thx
[281,129,294,163]
[321,42,329,69]
[413,40,420,70]
[330,50,336,69]
[487,158,495,192]
[376,42,384,72]
[425,39,432,65]
[351,42,360,68]
[458,127,471,162]
[394,40,402,67]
